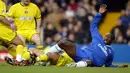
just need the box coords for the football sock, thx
[16,45,24,62]
[46,44,62,53]
[76,61,88,67]
[36,54,49,62]
[36,46,43,50]
[22,51,30,60]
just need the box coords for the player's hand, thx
[37,28,41,34]
[99,4,107,14]
[119,64,128,68]
[8,17,14,23]
[10,23,17,31]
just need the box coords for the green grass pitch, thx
[0,62,130,73]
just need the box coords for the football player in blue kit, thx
[45,4,128,68]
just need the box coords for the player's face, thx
[104,34,112,45]
[23,0,30,6]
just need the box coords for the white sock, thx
[46,44,62,53]
[16,54,22,62]
[76,61,88,67]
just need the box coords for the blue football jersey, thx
[74,13,117,67]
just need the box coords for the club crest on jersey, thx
[25,11,28,14]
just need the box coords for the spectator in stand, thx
[69,0,78,11]
[44,23,57,40]
[73,23,86,43]
[120,9,130,29]
[34,0,43,7]
[76,3,86,17]
[53,33,62,44]
[111,18,126,40]
[40,6,47,16]
[60,1,67,10]
[44,37,52,46]
[60,26,69,38]
[119,0,130,29]
[116,34,124,44]
[68,33,75,42]
[111,27,125,44]
[126,0,130,14]
[65,6,75,18]
[67,23,74,32]
[83,0,91,11]
[126,27,130,45]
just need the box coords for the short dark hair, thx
[106,33,115,41]
[109,33,115,40]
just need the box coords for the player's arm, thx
[36,18,41,34]
[105,57,119,68]
[105,53,128,68]
[6,5,17,31]
[6,16,14,23]
[35,5,41,34]
[105,60,128,68]
[6,5,15,22]
[105,61,128,68]
[0,16,11,26]
[90,4,107,39]
[0,3,11,27]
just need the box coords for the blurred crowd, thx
[5,0,102,45]
[5,0,130,45]
[34,0,101,45]
[111,0,130,45]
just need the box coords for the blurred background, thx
[0,0,130,63]
[4,0,130,45]
[3,0,130,45]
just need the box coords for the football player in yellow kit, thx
[5,45,74,66]
[29,46,75,66]
[0,0,29,65]
[7,0,43,50]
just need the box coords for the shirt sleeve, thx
[35,5,41,19]
[0,3,6,17]
[105,51,118,68]
[90,13,103,41]
[7,5,15,17]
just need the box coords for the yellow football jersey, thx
[7,2,41,30]
[0,0,16,43]
[0,0,6,25]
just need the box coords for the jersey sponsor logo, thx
[108,49,111,54]
[98,44,108,56]
[20,16,33,20]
